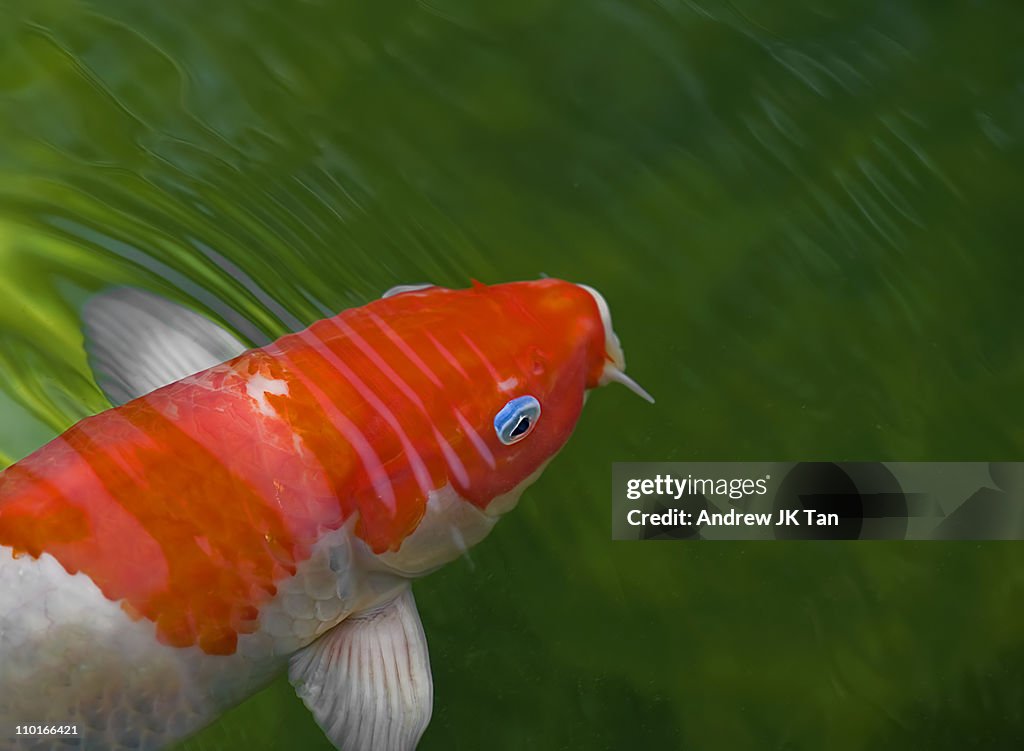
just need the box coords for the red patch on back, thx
[0,465,90,556]
[0,400,299,656]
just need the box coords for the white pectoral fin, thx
[289,587,434,751]
[82,287,250,404]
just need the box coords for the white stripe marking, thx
[459,331,506,386]
[275,348,398,512]
[329,317,481,486]
[329,318,430,412]
[425,331,470,381]
[453,409,496,469]
[299,329,434,500]
[367,312,443,388]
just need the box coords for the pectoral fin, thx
[288,587,433,751]
[82,288,250,405]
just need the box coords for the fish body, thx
[0,279,648,750]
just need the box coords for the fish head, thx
[413,278,653,515]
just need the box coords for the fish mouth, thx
[576,284,655,404]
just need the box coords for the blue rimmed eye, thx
[494,395,541,445]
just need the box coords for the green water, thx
[2,0,1023,748]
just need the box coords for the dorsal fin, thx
[82,288,249,406]
[381,283,435,299]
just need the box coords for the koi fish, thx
[0,279,652,751]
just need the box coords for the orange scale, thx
[154,608,196,649]
[199,629,237,657]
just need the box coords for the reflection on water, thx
[1,0,1022,749]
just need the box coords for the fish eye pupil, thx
[511,417,530,437]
